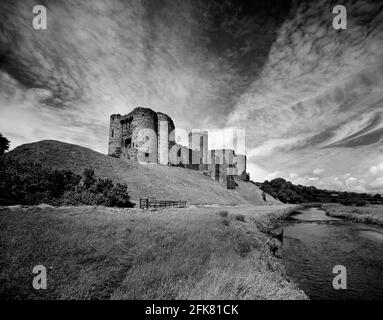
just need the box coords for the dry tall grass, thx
[0,204,306,300]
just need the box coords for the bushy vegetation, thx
[218,210,228,218]
[235,214,245,222]
[0,133,10,155]
[0,159,134,207]
[257,178,382,206]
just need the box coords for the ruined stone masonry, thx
[108,107,249,189]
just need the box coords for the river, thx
[280,207,383,300]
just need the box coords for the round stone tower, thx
[108,114,122,157]
[157,112,175,165]
[121,107,158,164]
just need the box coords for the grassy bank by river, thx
[0,204,306,300]
[323,204,383,227]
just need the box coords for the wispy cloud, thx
[0,0,245,150]
[228,0,383,192]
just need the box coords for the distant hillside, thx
[5,140,279,206]
[256,178,382,206]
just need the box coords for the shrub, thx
[0,159,134,208]
[95,178,114,194]
[222,219,230,226]
[101,183,132,207]
[356,200,367,207]
[218,210,228,218]
[236,239,251,257]
[235,214,245,222]
[82,168,97,189]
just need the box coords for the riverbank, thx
[0,204,307,300]
[279,206,383,300]
[322,204,383,227]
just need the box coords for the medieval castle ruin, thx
[108,107,249,189]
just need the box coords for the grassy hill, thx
[5,140,279,206]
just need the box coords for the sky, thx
[0,0,382,193]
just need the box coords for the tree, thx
[0,133,10,154]
[82,168,96,189]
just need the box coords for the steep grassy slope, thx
[0,205,306,300]
[235,180,281,205]
[5,140,279,205]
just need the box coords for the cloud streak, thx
[0,0,239,149]
[228,0,383,192]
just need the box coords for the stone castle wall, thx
[109,114,123,157]
[124,108,158,163]
[235,154,246,176]
[108,107,249,189]
[157,112,175,165]
[109,107,158,163]
[188,131,208,171]
[207,149,237,189]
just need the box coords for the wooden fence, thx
[139,198,187,209]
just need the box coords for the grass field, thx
[0,204,306,300]
[5,140,280,206]
[323,204,383,227]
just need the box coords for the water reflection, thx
[281,208,383,300]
